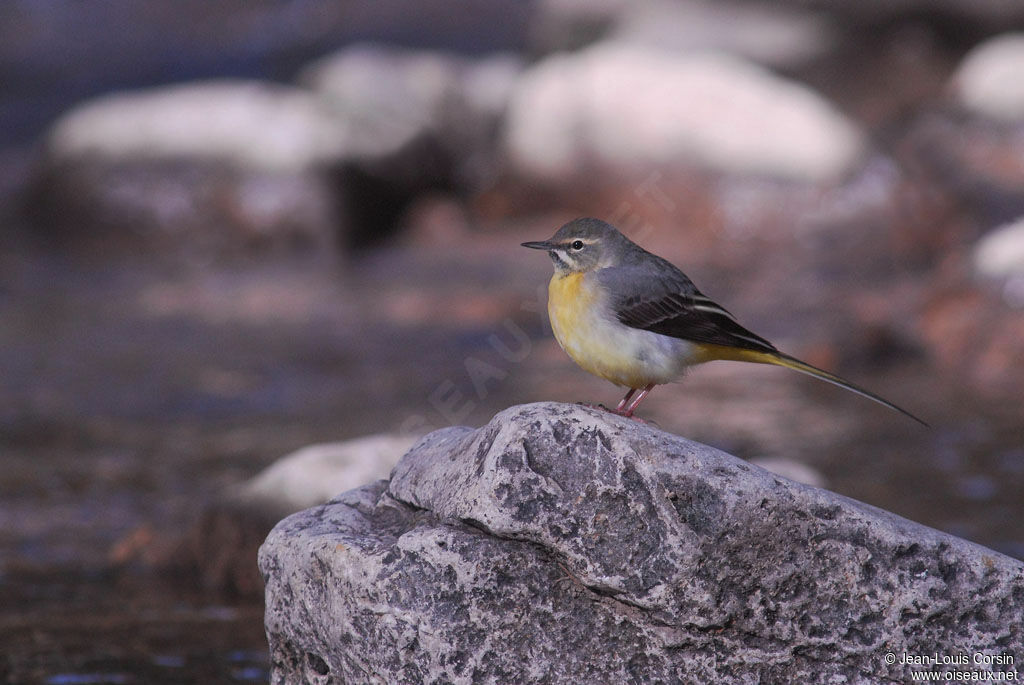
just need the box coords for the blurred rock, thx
[919,285,1024,394]
[163,434,416,596]
[528,0,838,68]
[26,53,526,255]
[234,435,418,517]
[503,42,865,184]
[47,80,344,173]
[303,44,520,174]
[896,110,1024,228]
[929,34,1024,225]
[974,217,1024,279]
[527,0,628,54]
[261,403,1024,683]
[302,44,522,244]
[609,0,838,69]
[953,34,1024,122]
[748,456,828,488]
[29,80,345,259]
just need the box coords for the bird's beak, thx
[521,240,556,250]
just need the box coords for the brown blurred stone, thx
[919,284,1024,394]
[396,194,473,246]
[898,111,1024,228]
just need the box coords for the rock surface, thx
[260,403,1024,684]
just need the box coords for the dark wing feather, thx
[597,263,777,353]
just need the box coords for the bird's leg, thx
[615,388,637,413]
[623,383,655,417]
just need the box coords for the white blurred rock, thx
[503,43,864,183]
[301,44,521,187]
[610,0,837,68]
[974,217,1024,279]
[237,434,419,515]
[953,34,1024,122]
[47,80,345,173]
[748,456,827,489]
[301,45,461,159]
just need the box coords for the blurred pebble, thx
[235,434,419,514]
[973,216,1024,279]
[748,456,828,489]
[953,33,1024,122]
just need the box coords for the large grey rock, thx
[260,403,1024,684]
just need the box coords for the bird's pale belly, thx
[547,272,699,388]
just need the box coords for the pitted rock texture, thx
[260,402,1024,684]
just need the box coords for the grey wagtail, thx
[523,217,925,424]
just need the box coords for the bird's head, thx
[522,217,630,274]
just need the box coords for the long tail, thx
[706,346,927,426]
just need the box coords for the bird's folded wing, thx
[597,266,777,353]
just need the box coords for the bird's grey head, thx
[521,218,632,274]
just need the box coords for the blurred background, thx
[2,0,1024,681]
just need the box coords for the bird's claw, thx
[575,402,657,425]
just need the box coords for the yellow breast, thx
[547,272,697,388]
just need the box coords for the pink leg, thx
[623,383,655,417]
[615,388,637,413]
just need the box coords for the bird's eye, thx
[571,240,584,250]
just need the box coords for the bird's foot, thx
[576,402,658,426]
